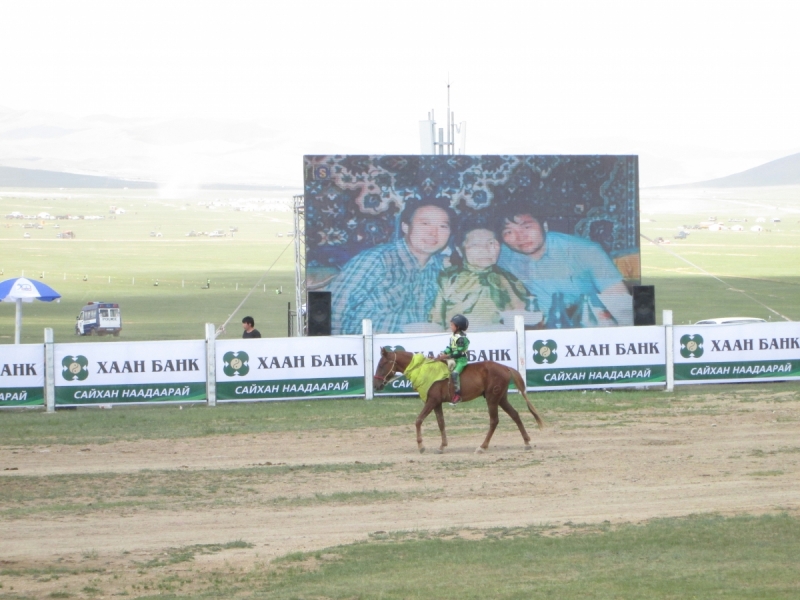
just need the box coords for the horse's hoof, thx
[524,444,533,451]
[419,447,425,454]
[434,448,443,455]
[474,447,485,454]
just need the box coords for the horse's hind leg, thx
[415,399,438,454]
[432,403,448,454]
[477,401,500,454]
[499,395,532,450]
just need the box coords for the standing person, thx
[437,314,470,405]
[430,221,531,331]
[495,202,633,326]
[329,198,454,334]
[241,316,261,338]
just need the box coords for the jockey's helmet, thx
[450,314,469,331]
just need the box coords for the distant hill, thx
[0,165,156,188]
[0,108,303,188]
[676,152,800,187]
[0,165,295,191]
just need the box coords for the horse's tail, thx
[509,367,544,429]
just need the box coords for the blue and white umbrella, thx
[0,277,61,344]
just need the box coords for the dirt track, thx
[1,391,799,595]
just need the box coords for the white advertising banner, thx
[0,344,44,406]
[373,331,517,396]
[54,340,206,404]
[215,335,365,401]
[674,321,800,384]
[524,326,666,389]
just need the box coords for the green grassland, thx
[640,185,800,324]
[1,185,799,344]
[2,514,798,599]
[219,514,800,600]
[0,190,299,342]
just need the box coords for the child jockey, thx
[439,314,470,404]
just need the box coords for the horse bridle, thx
[374,351,400,388]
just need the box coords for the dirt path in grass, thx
[1,391,799,596]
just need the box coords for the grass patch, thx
[138,541,252,568]
[747,470,784,477]
[271,489,408,507]
[0,462,392,519]
[46,513,796,599]
[751,447,800,457]
[4,382,799,447]
[4,515,800,598]
[251,513,800,599]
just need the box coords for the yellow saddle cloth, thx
[403,354,450,401]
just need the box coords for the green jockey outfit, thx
[442,315,470,404]
[443,331,469,374]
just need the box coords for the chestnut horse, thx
[374,348,543,454]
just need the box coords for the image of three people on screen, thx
[327,197,634,335]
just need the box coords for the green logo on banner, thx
[223,351,250,376]
[533,340,558,364]
[62,355,89,381]
[680,334,704,358]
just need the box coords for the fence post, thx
[205,323,217,406]
[514,315,527,394]
[663,309,674,392]
[363,319,373,400]
[44,328,55,413]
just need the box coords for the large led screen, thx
[304,155,639,335]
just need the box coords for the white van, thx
[695,317,767,325]
[76,302,122,336]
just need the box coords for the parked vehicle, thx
[695,317,767,325]
[76,302,122,336]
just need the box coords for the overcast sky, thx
[1,0,799,186]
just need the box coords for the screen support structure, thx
[293,194,306,337]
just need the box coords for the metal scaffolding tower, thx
[292,194,306,336]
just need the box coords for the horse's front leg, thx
[433,403,448,454]
[415,398,438,454]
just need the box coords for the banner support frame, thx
[663,309,674,392]
[363,319,373,400]
[514,315,526,393]
[44,327,55,412]
[205,323,217,406]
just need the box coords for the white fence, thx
[3,312,800,411]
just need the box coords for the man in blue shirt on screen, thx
[329,198,454,334]
[496,202,633,326]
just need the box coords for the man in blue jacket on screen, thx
[496,202,633,327]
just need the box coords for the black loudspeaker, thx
[307,291,332,336]
[632,285,656,326]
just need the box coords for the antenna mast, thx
[419,82,466,155]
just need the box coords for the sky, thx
[1,0,799,187]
